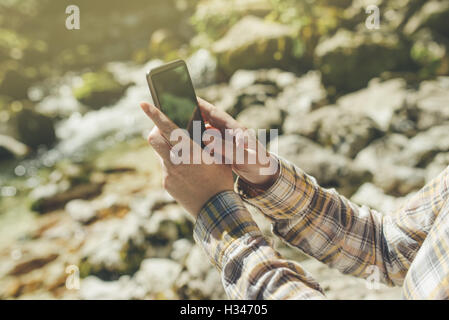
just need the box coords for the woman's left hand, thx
[140,102,234,218]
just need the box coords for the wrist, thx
[240,156,279,191]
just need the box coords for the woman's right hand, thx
[197,97,279,189]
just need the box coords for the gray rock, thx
[354,134,428,196]
[79,213,147,280]
[65,199,97,224]
[337,78,416,133]
[270,134,372,197]
[80,275,145,300]
[400,124,449,168]
[351,183,401,214]
[426,152,449,182]
[170,239,194,264]
[134,258,182,299]
[187,49,217,88]
[273,70,327,116]
[284,105,382,158]
[236,105,283,131]
[414,77,449,131]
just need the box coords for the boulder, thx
[351,183,401,214]
[400,124,449,168]
[1,107,56,150]
[414,77,449,131]
[272,70,327,116]
[269,134,372,197]
[283,105,382,158]
[212,16,295,76]
[354,134,428,196]
[80,275,145,300]
[79,213,147,280]
[133,258,182,299]
[426,152,449,182]
[30,182,104,214]
[192,0,273,39]
[316,30,411,93]
[410,29,448,77]
[337,78,417,134]
[236,105,283,131]
[73,71,130,109]
[404,0,449,37]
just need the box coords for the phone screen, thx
[150,63,204,141]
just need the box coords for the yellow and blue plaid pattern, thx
[193,157,449,299]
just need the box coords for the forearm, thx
[193,191,326,300]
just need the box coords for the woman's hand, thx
[197,97,279,189]
[140,102,234,218]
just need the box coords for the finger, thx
[197,97,241,131]
[140,102,179,141]
[148,127,172,164]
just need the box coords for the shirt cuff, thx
[193,190,262,271]
[235,157,317,220]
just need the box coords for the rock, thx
[0,134,29,159]
[79,213,147,280]
[130,189,175,219]
[170,239,194,264]
[404,0,449,37]
[316,30,410,93]
[73,71,130,109]
[273,70,327,116]
[236,105,283,131]
[212,16,295,76]
[192,0,273,39]
[400,124,449,168]
[196,83,238,114]
[426,152,449,182]
[185,246,211,278]
[354,134,428,196]
[2,107,56,149]
[352,183,401,214]
[145,204,194,243]
[373,165,426,197]
[337,78,416,133]
[176,268,226,300]
[414,77,449,131]
[187,49,217,88]
[134,259,182,299]
[410,29,448,77]
[80,275,145,300]
[269,134,372,197]
[149,29,183,60]
[30,182,104,214]
[65,199,97,224]
[284,105,382,158]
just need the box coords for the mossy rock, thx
[73,71,130,109]
[212,16,297,77]
[316,30,412,94]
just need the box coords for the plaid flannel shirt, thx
[193,156,449,299]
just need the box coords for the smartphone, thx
[146,60,206,146]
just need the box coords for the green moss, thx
[73,71,129,109]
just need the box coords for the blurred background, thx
[0,0,448,299]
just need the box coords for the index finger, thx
[140,102,179,140]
